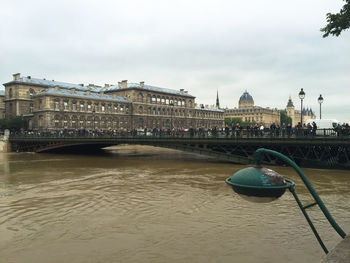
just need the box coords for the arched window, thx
[147,94,151,103]
[138,93,143,102]
[9,88,13,98]
[138,106,143,114]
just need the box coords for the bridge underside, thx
[9,137,350,169]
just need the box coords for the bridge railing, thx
[8,128,350,140]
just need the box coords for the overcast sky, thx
[1,0,349,122]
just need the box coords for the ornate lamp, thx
[299,88,305,125]
[318,94,324,119]
[226,148,346,254]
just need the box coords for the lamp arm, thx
[253,148,346,239]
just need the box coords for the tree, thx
[280,111,292,125]
[0,117,27,131]
[321,0,350,37]
[224,117,257,127]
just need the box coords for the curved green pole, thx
[254,148,346,241]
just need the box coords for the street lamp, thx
[201,104,205,129]
[318,94,324,119]
[225,148,346,254]
[169,100,174,131]
[92,106,96,131]
[298,88,305,125]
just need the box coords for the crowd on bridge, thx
[6,121,350,138]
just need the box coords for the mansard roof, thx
[104,82,195,98]
[4,75,195,98]
[35,88,130,103]
[3,76,98,92]
[239,91,254,103]
[195,105,224,113]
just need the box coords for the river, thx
[0,145,349,263]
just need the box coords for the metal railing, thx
[8,128,350,140]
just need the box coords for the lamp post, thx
[170,100,174,132]
[318,94,324,119]
[92,106,96,131]
[225,148,346,254]
[201,104,205,129]
[299,88,305,125]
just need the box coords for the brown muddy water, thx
[0,145,349,263]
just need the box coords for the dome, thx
[238,91,254,109]
[239,91,254,103]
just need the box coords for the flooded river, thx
[0,145,349,263]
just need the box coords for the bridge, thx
[8,131,350,169]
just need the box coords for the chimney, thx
[118,80,128,89]
[13,73,21,80]
[104,84,110,89]
[140,81,145,87]
[180,89,184,94]
[205,104,208,108]
[122,80,127,88]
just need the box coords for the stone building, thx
[285,96,316,126]
[0,90,5,119]
[224,91,280,126]
[2,73,224,131]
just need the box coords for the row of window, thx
[50,100,129,114]
[136,106,222,119]
[138,93,192,107]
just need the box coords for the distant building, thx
[224,91,280,126]
[0,90,5,119]
[2,73,224,131]
[284,96,316,126]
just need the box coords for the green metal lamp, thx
[225,148,346,254]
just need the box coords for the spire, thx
[216,90,220,108]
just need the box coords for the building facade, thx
[3,73,224,131]
[285,96,316,126]
[0,90,5,119]
[224,91,281,126]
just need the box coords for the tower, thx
[286,96,295,126]
[216,90,220,109]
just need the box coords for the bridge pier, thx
[0,130,11,153]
